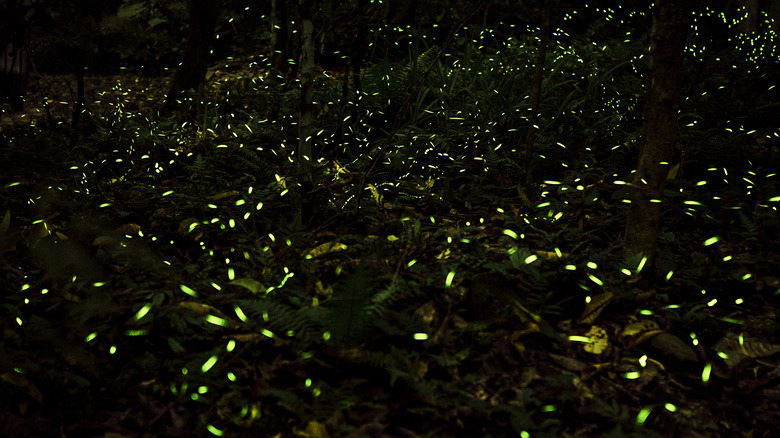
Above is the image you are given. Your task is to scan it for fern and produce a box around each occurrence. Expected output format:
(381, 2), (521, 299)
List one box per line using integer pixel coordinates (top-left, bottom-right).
(261, 388), (306, 418)
(236, 297), (320, 341)
(738, 212), (759, 242)
(234, 146), (275, 182)
(185, 154), (217, 186)
(323, 266), (377, 345)
(234, 266), (414, 345)
(342, 346), (418, 388)
(370, 277), (409, 310)
(620, 251), (648, 273)
(401, 44), (441, 91)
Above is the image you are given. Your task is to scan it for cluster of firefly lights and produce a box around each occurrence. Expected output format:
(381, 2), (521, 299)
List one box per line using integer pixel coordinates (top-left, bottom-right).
(7, 4), (778, 436)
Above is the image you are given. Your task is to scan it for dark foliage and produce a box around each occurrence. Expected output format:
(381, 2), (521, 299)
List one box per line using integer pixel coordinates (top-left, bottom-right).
(1, 2), (779, 437)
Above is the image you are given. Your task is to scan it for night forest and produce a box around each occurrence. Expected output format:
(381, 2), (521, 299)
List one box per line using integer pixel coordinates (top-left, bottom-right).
(1, 0), (779, 436)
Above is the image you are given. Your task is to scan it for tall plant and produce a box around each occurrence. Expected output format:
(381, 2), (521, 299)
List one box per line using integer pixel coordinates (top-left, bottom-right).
(624, 0), (694, 272)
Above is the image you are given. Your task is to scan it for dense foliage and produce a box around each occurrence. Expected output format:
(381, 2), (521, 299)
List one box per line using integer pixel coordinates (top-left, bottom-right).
(1, 1), (779, 436)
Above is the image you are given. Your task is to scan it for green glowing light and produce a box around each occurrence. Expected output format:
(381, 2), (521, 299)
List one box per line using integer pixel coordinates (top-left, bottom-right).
(703, 236), (720, 246)
(588, 274), (603, 286)
(206, 424), (224, 436)
(445, 271), (455, 288)
(234, 305), (247, 322)
(124, 329), (148, 336)
(636, 407), (652, 424)
(701, 363), (711, 383)
(133, 304), (152, 322)
(180, 285), (198, 297)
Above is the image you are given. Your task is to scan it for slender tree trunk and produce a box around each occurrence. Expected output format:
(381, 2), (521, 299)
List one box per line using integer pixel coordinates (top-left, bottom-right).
(624, 0), (693, 269)
(166, 0), (219, 109)
(270, 0), (289, 75)
(0, 43), (28, 112)
(0, 0), (36, 113)
(524, 0), (552, 186)
(72, 64), (85, 129)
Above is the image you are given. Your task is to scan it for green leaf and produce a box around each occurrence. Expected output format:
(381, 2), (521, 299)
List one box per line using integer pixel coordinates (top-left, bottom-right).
(230, 278), (265, 294)
(117, 2), (145, 18)
(168, 337), (185, 353)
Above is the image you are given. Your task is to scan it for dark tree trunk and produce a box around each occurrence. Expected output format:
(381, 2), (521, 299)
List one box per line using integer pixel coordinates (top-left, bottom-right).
(72, 64), (85, 129)
(270, 0), (289, 75)
(0, 44), (28, 112)
(524, 0), (553, 186)
(736, 0), (760, 33)
(769, 0), (780, 29)
(624, 0), (694, 270)
(0, 0), (36, 114)
(166, 0), (219, 109)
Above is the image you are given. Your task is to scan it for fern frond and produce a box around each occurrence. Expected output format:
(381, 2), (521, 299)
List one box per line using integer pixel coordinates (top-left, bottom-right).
(186, 154), (213, 185)
(323, 267), (376, 345)
(402, 45), (441, 90)
(235, 146), (275, 181)
(236, 298), (319, 341)
(738, 212), (759, 241)
(620, 251), (648, 273)
(346, 347), (418, 388)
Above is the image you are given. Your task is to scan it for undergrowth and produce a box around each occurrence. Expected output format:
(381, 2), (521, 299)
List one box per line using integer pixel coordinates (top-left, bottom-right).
(1, 5), (778, 437)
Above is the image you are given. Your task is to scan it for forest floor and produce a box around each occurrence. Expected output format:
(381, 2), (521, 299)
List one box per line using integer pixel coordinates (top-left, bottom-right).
(1, 60), (779, 438)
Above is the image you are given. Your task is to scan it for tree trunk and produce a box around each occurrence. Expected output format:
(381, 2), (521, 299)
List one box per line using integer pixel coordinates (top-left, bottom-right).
(769, 0), (780, 30)
(736, 0), (760, 33)
(72, 64), (85, 129)
(624, 0), (693, 270)
(0, 41), (28, 112)
(524, 0), (553, 186)
(0, 0), (36, 113)
(166, 0), (219, 109)
(270, 0), (289, 75)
